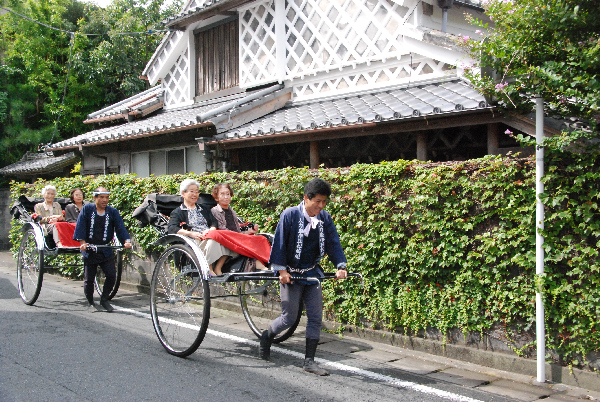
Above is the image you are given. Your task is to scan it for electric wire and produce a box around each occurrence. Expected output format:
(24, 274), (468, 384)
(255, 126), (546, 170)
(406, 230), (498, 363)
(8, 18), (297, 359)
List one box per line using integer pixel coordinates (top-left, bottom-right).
(0, 6), (173, 36)
(0, 5), (174, 149)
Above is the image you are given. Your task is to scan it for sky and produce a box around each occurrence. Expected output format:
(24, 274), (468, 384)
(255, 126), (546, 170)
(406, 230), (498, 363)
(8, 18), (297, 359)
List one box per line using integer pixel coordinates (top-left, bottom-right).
(82, 0), (112, 7)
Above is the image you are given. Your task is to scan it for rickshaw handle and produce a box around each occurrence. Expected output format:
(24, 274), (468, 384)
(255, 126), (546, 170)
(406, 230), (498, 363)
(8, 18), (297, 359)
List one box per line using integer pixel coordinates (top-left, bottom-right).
(59, 245), (127, 251)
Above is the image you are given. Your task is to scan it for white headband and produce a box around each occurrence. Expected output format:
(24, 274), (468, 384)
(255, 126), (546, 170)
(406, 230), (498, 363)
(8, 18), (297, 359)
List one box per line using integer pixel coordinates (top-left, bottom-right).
(93, 191), (110, 196)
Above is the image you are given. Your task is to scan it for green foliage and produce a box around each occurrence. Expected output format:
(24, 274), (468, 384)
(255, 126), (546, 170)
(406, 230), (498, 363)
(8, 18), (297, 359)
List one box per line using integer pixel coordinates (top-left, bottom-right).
(463, 0), (599, 145)
(70, 161), (81, 173)
(9, 154), (600, 368)
(0, 0), (181, 168)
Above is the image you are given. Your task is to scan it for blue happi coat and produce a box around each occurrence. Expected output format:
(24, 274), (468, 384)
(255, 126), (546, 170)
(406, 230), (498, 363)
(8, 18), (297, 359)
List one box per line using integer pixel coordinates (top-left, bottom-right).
(269, 202), (347, 282)
(74, 203), (130, 258)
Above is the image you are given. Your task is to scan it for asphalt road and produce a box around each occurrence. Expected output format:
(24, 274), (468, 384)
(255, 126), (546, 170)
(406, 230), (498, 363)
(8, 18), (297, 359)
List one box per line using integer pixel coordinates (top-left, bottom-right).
(0, 264), (514, 402)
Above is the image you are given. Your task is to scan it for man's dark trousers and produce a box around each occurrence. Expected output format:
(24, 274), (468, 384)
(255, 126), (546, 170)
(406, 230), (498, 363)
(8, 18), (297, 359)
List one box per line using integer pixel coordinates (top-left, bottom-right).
(83, 252), (116, 303)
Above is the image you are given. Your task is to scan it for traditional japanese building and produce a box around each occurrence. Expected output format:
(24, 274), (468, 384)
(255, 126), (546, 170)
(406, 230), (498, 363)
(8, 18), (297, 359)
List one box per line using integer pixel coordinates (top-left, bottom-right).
(35, 0), (560, 176)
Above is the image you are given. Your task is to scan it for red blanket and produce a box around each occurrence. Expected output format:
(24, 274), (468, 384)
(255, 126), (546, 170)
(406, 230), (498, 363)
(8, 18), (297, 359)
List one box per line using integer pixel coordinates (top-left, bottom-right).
(204, 230), (271, 264)
(54, 222), (80, 247)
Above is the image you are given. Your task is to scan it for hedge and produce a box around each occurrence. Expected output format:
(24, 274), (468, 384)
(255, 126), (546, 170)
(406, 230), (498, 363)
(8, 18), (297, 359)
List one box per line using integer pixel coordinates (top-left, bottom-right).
(9, 152), (600, 369)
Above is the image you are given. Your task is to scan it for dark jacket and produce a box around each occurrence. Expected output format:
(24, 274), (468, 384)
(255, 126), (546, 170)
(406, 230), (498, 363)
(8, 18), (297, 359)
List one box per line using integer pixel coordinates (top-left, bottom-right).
(269, 202), (347, 270)
(211, 204), (242, 232)
(73, 203), (130, 258)
(64, 201), (89, 223)
(167, 203), (218, 235)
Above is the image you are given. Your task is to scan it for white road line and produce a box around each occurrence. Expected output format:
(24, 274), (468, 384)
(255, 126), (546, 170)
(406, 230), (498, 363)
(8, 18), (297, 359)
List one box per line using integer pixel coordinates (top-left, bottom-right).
(116, 306), (482, 402)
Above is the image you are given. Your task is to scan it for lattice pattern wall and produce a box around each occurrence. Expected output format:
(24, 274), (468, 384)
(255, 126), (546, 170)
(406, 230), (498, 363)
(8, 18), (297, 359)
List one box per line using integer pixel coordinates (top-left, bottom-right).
(239, 0), (420, 87)
(240, 1), (278, 86)
(146, 31), (185, 84)
(164, 49), (190, 106)
(285, 0), (412, 76)
(293, 57), (452, 99)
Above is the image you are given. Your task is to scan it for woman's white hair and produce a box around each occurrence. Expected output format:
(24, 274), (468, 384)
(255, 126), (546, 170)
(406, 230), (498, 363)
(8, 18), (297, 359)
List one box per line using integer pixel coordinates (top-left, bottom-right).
(41, 185), (57, 197)
(180, 179), (200, 194)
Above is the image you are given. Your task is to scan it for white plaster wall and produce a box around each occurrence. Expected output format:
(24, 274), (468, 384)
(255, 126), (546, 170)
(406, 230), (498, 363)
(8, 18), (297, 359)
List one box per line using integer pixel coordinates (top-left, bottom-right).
(119, 153), (131, 174)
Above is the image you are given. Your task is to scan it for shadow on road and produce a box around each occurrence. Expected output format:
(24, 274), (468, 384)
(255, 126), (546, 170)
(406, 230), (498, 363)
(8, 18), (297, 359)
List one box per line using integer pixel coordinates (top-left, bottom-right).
(0, 277), (19, 299)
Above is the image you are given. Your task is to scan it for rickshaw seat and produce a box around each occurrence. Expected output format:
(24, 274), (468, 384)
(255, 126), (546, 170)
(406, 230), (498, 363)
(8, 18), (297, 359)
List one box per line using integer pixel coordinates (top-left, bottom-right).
(132, 193), (216, 228)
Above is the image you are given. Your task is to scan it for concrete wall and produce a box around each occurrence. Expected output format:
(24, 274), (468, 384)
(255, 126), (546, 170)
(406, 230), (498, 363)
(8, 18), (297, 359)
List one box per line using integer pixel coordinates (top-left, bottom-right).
(0, 189), (13, 250)
(82, 154), (106, 170)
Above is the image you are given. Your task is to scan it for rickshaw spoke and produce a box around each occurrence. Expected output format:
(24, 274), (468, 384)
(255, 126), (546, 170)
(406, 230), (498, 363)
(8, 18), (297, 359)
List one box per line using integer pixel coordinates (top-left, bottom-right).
(17, 229), (44, 305)
(94, 242), (123, 300)
(239, 279), (302, 344)
(150, 244), (210, 357)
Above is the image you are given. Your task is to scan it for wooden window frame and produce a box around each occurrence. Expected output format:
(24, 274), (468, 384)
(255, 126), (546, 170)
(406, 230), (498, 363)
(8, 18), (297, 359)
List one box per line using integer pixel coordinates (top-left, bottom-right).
(195, 16), (239, 96)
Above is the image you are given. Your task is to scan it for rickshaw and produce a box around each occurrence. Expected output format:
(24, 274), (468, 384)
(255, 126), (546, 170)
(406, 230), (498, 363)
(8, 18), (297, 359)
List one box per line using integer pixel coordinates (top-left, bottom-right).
(11, 195), (125, 305)
(133, 193), (361, 357)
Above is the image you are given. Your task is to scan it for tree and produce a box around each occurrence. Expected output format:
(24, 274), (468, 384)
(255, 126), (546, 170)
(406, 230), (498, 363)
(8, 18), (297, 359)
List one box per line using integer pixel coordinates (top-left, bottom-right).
(0, 0), (180, 168)
(75, 0), (181, 105)
(463, 0), (599, 146)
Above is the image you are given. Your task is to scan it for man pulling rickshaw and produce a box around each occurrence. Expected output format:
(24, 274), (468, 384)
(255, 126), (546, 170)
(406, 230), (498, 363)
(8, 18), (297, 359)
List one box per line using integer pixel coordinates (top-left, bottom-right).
(260, 178), (348, 376)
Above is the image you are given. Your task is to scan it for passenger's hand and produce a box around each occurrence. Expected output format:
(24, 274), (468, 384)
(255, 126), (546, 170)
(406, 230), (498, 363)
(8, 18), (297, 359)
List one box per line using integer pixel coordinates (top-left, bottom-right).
(200, 227), (216, 238)
(180, 229), (200, 240)
(335, 269), (347, 280)
(247, 224), (259, 235)
(279, 270), (292, 285)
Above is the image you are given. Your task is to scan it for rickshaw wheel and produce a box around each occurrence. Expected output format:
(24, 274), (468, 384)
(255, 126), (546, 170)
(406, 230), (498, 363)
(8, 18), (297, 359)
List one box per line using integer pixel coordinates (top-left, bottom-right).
(151, 244), (210, 357)
(94, 249), (123, 300)
(239, 280), (302, 343)
(17, 229), (44, 305)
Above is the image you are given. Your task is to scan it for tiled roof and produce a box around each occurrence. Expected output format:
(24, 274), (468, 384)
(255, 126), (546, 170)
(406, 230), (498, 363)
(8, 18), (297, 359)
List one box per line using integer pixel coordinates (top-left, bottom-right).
(163, 0), (233, 27)
(51, 99), (229, 150)
(84, 86), (164, 123)
(0, 152), (79, 177)
(455, 0), (485, 9)
(49, 80), (489, 150)
(49, 85), (287, 150)
(212, 80), (489, 141)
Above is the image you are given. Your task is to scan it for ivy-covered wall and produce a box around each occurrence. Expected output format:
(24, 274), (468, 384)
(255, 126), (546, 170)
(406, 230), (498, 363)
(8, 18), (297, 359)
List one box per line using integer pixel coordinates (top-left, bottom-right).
(9, 152), (600, 370)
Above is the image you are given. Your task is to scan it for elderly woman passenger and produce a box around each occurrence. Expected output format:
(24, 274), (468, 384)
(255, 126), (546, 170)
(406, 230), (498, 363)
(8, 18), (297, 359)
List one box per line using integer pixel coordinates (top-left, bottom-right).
(33, 185), (64, 247)
(211, 183), (258, 234)
(167, 179), (238, 276)
(211, 183), (267, 271)
(64, 188), (88, 223)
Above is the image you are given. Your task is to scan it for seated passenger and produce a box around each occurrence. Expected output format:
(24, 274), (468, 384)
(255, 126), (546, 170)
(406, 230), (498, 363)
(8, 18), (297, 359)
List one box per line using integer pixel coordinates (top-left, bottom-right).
(211, 183), (267, 270)
(64, 188), (88, 223)
(50, 188), (89, 248)
(33, 185), (64, 247)
(211, 183), (258, 234)
(167, 179), (238, 276)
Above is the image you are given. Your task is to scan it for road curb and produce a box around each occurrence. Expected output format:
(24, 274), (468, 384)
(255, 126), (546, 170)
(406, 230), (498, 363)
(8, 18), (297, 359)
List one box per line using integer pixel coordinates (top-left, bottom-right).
(118, 272), (600, 393)
(320, 321), (600, 392)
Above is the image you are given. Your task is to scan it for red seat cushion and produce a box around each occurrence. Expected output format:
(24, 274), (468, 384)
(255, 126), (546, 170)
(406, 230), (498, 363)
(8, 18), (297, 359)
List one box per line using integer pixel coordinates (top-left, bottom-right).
(54, 222), (80, 247)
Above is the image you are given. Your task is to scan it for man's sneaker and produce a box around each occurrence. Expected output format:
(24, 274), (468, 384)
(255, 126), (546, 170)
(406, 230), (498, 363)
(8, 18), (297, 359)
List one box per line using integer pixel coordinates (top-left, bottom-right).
(303, 358), (329, 376)
(100, 299), (114, 312)
(88, 302), (103, 313)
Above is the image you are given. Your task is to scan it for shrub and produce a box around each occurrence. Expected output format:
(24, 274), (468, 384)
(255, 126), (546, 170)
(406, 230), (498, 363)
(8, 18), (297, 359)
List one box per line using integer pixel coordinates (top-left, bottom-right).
(9, 152), (600, 368)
